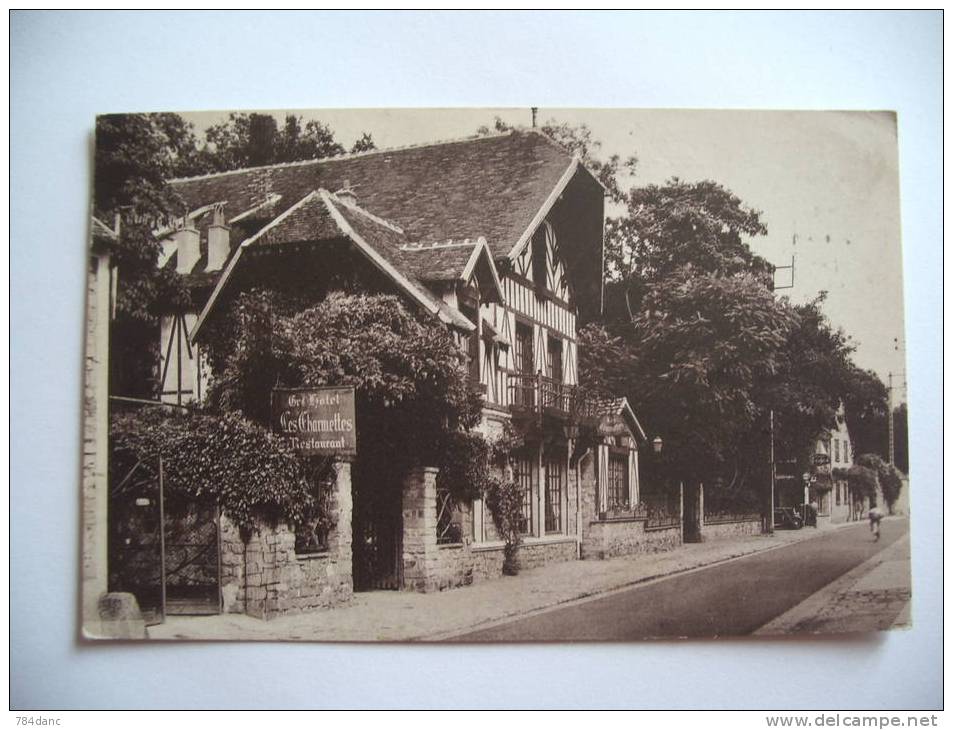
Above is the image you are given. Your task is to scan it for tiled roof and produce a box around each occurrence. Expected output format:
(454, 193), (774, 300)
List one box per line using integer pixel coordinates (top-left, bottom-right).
(190, 189), (480, 340)
(398, 240), (480, 282)
(593, 395), (647, 441)
(170, 130), (576, 262)
(255, 191), (341, 246)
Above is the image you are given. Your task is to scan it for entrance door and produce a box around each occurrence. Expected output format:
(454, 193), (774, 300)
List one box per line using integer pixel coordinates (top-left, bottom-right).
(352, 469), (402, 591)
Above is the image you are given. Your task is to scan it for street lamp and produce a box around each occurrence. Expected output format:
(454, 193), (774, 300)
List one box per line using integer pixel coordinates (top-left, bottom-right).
(652, 436), (663, 454)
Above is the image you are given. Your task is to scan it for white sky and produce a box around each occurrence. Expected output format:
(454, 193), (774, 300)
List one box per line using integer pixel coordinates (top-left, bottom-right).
(180, 108), (907, 391)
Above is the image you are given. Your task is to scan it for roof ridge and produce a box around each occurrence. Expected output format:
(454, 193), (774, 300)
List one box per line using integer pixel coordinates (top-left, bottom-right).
(327, 192), (405, 234)
(241, 190), (322, 247)
(169, 129), (523, 184)
(399, 238), (484, 251)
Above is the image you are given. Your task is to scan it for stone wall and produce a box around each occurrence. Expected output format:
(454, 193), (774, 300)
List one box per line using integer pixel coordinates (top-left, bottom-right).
(402, 465), (580, 591)
(581, 518), (682, 559)
(219, 461), (354, 620)
(424, 537), (579, 590)
(700, 518), (762, 541)
(576, 447), (682, 560)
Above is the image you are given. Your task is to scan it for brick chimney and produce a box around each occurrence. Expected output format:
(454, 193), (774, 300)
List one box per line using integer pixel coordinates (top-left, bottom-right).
(174, 215), (200, 274)
(206, 204), (230, 271)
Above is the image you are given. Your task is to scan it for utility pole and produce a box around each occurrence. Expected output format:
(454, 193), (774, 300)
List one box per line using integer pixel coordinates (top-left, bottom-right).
(531, 107), (538, 129)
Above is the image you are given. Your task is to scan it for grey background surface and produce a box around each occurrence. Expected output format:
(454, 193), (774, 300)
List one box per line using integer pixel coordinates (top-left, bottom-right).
(10, 10), (942, 710)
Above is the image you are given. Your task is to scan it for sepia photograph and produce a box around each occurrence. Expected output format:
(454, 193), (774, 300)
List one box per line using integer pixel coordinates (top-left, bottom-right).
(83, 107), (911, 643)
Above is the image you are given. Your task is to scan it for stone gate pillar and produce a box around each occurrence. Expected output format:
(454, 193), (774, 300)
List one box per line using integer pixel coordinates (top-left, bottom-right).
(401, 466), (439, 592)
(328, 460), (353, 592)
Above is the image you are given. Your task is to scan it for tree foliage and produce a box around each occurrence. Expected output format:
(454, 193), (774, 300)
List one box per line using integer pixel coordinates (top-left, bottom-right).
(484, 476), (524, 575)
(761, 294), (855, 461)
(203, 289), (483, 496)
(854, 452), (904, 511)
(847, 463), (879, 503)
(843, 366), (889, 459)
(892, 403), (909, 474)
(580, 172), (873, 500)
(95, 113), (199, 397)
(192, 112), (375, 173)
(110, 407), (318, 534)
(604, 179), (775, 315)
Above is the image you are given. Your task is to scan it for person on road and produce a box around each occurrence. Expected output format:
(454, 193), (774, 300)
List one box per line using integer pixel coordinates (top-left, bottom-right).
(868, 506), (884, 541)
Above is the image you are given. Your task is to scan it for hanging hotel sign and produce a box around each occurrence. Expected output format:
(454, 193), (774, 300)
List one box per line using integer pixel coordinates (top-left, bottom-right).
(812, 453), (831, 466)
(271, 386), (357, 457)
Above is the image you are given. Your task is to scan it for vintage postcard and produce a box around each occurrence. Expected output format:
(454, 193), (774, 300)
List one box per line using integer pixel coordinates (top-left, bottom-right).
(83, 108), (910, 641)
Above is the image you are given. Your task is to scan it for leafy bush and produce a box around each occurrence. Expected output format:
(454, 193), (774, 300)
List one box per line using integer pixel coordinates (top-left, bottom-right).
(437, 431), (492, 504)
(847, 464), (879, 503)
(110, 407), (327, 536)
(855, 452), (903, 511)
(206, 290), (479, 455)
(878, 463), (903, 512)
(484, 476), (524, 576)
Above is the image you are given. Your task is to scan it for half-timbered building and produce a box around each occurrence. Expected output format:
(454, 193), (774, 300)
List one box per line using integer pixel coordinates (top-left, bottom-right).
(151, 129), (670, 611)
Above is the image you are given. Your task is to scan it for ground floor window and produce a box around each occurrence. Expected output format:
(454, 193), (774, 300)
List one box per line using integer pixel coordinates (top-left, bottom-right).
(436, 485), (461, 544)
(545, 456), (564, 533)
(515, 456), (535, 536)
(607, 453), (629, 511)
(295, 469), (333, 555)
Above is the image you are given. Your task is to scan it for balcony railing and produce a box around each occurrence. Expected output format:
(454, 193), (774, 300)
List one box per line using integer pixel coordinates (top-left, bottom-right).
(506, 372), (606, 420)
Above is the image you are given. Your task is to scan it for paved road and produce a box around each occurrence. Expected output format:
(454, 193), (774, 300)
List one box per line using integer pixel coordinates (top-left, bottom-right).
(449, 518), (909, 641)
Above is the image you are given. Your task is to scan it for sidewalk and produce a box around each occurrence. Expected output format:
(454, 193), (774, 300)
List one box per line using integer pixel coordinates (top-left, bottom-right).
(754, 528), (911, 636)
(149, 519), (866, 642)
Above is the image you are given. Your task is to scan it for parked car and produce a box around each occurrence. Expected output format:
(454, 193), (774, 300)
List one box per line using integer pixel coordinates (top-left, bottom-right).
(774, 507), (804, 530)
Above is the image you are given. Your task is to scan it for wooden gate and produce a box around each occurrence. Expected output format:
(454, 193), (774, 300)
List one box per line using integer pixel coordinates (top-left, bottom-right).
(352, 475), (403, 591)
(108, 456), (222, 623)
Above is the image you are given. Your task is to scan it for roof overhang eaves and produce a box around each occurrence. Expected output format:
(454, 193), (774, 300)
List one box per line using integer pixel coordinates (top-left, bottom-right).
(461, 238), (504, 303)
(190, 191), (321, 343)
(621, 399), (648, 442)
(506, 156), (581, 261)
(319, 190), (452, 325)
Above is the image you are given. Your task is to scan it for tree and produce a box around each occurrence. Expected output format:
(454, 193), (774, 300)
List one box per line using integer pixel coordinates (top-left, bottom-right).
(892, 403), (909, 474)
(843, 366), (889, 459)
(195, 112), (375, 173)
(604, 179), (775, 320)
(855, 453), (903, 512)
(350, 132), (377, 154)
(94, 112), (199, 397)
(760, 294), (855, 466)
(847, 463), (879, 505)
